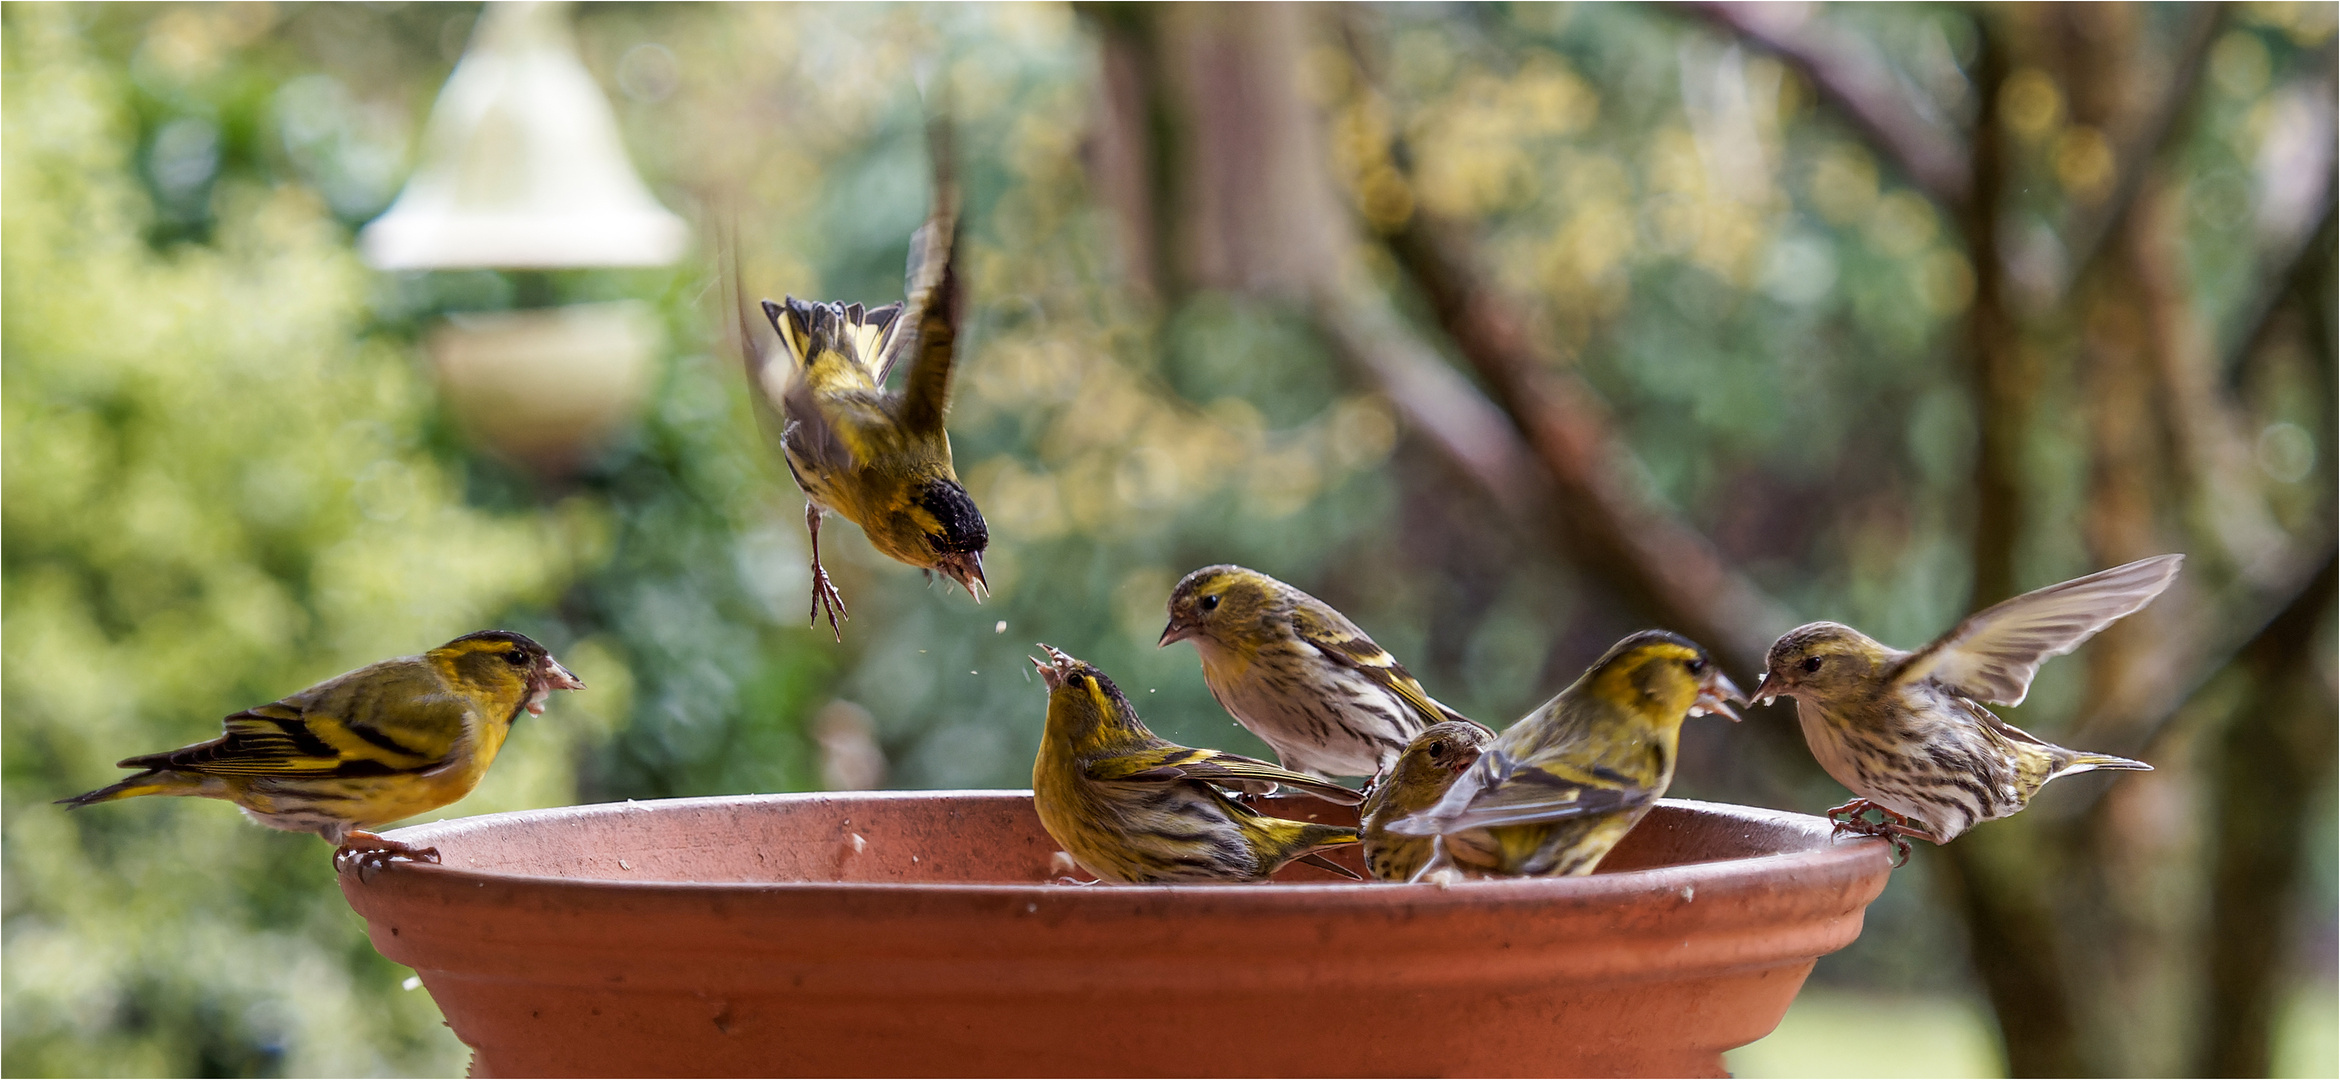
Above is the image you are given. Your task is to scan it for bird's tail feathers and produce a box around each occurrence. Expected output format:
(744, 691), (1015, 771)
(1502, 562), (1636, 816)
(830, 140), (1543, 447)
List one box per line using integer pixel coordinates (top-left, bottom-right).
(2052, 751), (2152, 779)
(768, 298), (902, 384)
(56, 770), (201, 808)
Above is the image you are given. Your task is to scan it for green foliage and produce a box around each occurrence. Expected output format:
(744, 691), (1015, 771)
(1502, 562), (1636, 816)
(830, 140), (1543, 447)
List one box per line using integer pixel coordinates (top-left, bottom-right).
(1, 7), (552, 1073)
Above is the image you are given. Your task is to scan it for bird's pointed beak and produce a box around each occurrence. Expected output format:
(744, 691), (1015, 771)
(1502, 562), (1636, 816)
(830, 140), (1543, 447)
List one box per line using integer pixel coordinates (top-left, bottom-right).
(1034, 643), (1074, 689)
(938, 552), (988, 602)
(1692, 668), (1746, 722)
(527, 657), (587, 715)
(1158, 617), (1193, 648)
(1750, 671), (1777, 708)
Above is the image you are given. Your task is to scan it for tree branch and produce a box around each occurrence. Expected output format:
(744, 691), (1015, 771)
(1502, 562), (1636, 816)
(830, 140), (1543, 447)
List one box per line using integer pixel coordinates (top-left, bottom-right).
(1370, 215), (1790, 674)
(2051, 3), (2224, 307)
(2221, 187), (2338, 379)
(1686, 1), (1971, 208)
(2196, 549), (2340, 1077)
(1310, 282), (1545, 519)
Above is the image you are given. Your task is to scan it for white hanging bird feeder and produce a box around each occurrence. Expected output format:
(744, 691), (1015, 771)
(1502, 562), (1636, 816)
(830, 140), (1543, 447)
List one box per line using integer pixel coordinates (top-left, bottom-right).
(359, 0), (687, 269)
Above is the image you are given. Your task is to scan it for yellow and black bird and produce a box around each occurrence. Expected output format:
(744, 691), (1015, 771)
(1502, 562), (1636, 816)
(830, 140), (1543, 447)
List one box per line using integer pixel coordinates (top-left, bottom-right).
(1029, 645), (1362, 884)
(1391, 630), (1743, 879)
(60, 630), (583, 866)
(1751, 555), (2175, 852)
(1160, 565), (1472, 779)
(738, 120), (987, 639)
(1360, 720), (1494, 882)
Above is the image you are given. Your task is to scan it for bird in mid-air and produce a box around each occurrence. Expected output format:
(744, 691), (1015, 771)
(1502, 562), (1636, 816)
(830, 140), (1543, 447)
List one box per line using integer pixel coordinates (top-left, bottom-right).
(1029, 644), (1363, 884)
(1160, 564), (1471, 779)
(1751, 555), (2176, 857)
(736, 119), (987, 639)
(1390, 630), (1743, 880)
(60, 630), (584, 868)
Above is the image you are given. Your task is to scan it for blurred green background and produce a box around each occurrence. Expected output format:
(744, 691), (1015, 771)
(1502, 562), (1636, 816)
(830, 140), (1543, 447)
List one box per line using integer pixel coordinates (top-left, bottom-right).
(3, 3), (2331, 1076)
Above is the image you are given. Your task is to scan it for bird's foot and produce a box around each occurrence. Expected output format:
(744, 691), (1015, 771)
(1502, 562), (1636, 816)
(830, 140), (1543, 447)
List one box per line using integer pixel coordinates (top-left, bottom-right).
(1825, 800), (1916, 867)
(335, 831), (441, 881)
(808, 561), (848, 642)
(804, 503), (847, 641)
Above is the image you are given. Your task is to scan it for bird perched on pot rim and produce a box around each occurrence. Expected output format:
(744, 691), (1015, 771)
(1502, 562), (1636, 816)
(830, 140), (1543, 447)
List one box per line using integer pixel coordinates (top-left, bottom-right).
(1390, 630), (1743, 880)
(1159, 565), (1472, 779)
(1029, 645), (1363, 884)
(1750, 554), (2174, 854)
(734, 116), (987, 639)
(59, 631), (584, 868)
(1360, 720), (1494, 882)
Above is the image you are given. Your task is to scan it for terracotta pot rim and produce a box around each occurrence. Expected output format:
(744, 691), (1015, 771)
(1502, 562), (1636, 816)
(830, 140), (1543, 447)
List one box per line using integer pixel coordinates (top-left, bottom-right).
(369, 790), (1891, 899)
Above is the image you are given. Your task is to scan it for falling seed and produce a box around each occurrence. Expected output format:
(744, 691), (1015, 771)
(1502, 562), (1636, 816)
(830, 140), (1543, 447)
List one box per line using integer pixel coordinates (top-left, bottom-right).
(911, 855), (920, 863)
(971, 670), (979, 675)
(850, 833), (867, 853)
(995, 620), (1007, 634)
(402, 976), (423, 991)
(618, 859), (632, 871)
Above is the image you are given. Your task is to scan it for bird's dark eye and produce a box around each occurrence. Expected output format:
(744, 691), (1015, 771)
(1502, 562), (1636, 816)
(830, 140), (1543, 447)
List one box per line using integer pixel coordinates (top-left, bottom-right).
(505, 649), (530, 667)
(1199, 594), (1220, 612)
(1685, 657), (1706, 674)
(1802, 656), (1824, 674)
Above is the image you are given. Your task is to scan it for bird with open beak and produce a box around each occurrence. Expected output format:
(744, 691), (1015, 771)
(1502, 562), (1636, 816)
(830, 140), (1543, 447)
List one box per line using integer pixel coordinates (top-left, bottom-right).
(1389, 630), (1744, 879)
(730, 115), (989, 639)
(1028, 644), (1364, 883)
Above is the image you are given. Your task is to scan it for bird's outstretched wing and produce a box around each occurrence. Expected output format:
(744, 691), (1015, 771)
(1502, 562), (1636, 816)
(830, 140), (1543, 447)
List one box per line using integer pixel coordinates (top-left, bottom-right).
(1895, 554), (2183, 706)
(1289, 600), (1479, 729)
(1385, 749), (1644, 835)
(1087, 744), (1363, 806)
(887, 113), (961, 436)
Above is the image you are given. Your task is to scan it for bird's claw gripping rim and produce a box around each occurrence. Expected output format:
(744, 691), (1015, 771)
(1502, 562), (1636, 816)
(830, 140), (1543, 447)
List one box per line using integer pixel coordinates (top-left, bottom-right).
(335, 833), (442, 882)
(1826, 799), (1919, 868)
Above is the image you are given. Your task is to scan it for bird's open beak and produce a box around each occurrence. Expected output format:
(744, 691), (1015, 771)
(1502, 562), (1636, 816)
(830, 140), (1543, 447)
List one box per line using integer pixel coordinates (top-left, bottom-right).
(527, 658), (587, 715)
(1158, 617), (1193, 648)
(1692, 668), (1746, 722)
(1033, 643), (1072, 689)
(937, 552), (988, 602)
(1750, 672), (1777, 708)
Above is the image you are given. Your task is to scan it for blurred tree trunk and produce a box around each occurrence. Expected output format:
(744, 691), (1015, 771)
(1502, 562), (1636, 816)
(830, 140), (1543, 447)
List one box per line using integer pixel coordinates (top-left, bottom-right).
(1927, 14), (2104, 1076)
(2198, 552), (2339, 1077)
(1079, 6), (2338, 1078)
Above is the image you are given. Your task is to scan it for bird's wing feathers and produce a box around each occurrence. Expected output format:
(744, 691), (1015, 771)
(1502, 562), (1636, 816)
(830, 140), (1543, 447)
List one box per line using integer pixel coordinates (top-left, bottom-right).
(888, 116), (960, 435)
(781, 385), (895, 478)
(1087, 744), (1364, 806)
(722, 223), (864, 477)
(120, 664), (474, 779)
(1392, 749), (1642, 834)
(1289, 601), (1471, 727)
(1895, 555), (2183, 706)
